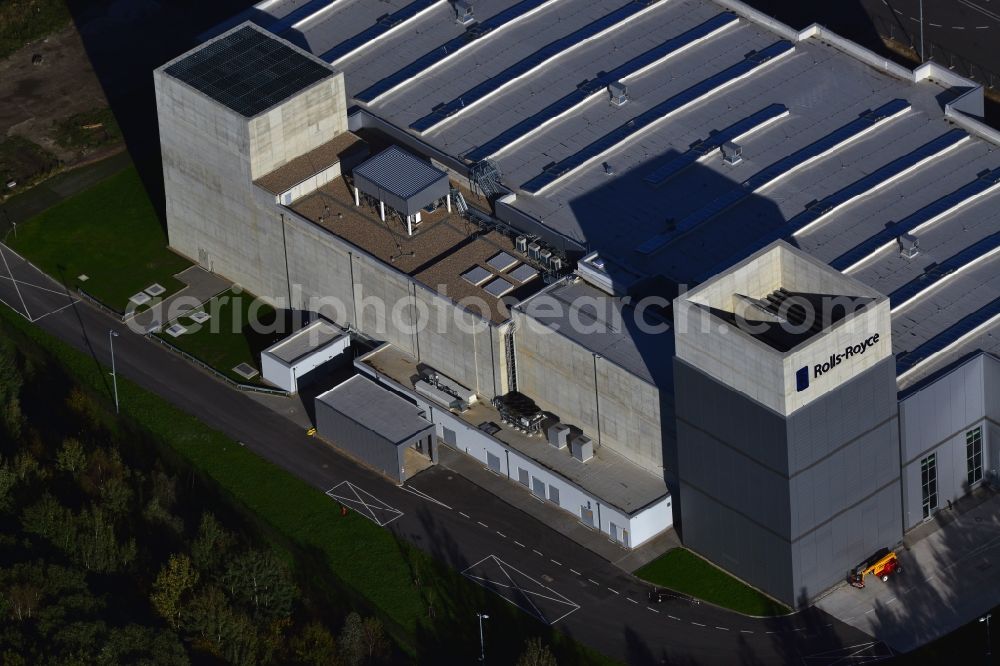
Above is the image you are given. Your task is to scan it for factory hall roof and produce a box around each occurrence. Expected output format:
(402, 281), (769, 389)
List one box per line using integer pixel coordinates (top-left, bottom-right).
(220, 0), (1000, 388)
(164, 24), (334, 117)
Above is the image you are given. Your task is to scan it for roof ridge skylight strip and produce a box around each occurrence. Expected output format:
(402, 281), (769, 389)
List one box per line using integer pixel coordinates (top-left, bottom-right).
(896, 295), (1000, 380)
(356, 0), (560, 104)
(409, 0), (671, 134)
(320, 0), (445, 65)
(520, 40), (795, 195)
(265, 0), (345, 35)
(462, 12), (739, 161)
(288, 0), (357, 32)
(643, 103), (789, 187)
(891, 230), (1000, 313)
(636, 98), (911, 256)
(789, 128), (970, 237)
(834, 167), (1000, 273)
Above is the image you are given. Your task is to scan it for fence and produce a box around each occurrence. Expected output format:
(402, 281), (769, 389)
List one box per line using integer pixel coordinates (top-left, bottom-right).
(77, 288), (127, 322)
(145, 332), (290, 397)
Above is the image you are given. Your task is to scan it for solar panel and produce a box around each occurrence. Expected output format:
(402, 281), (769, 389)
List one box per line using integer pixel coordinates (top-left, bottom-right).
(643, 104), (789, 187)
(487, 251), (519, 271)
(462, 266), (492, 285)
(356, 0), (553, 103)
(320, 0), (439, 64)
(789, 130), (969, 237)
(165, 26), (332, 117)
(520, 41), (795, 194)
(636, 98), (911, 256)
(483, 277), (515, 297)
(891, 230), (1000, 310)
(832, 167), (1000, 272)
(509, 264), (539, 283)
(897, 295), (1000, 377)
(409, 1), (658, 133)
(464, 13), (739, 162)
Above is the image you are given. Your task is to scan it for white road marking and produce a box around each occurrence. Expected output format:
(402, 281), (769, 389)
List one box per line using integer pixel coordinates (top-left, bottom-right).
(326, 480), (403, 527)
(715, 626), (729, 631)
(0, 244), (30, 320)
(461, 554), (581, 626)
(865, 608), (876, 614)
(668, 615), (681, 621)
(550, 559), (561, 566)
(627, 598), (639, 604)
(930, 22), (942, 26)
(646, 606), (660, 614)
(691, 622), (706, 627)
(569, 569), (581, 576)
(740, 630), (754, 634)
(977, 25), (991, 29)
(588, 578), (600, 586)
(477, 521), (489, 528)
(607, 588), (620, 595)
(514, 541), (525, 548)
(953, 25), (966, 29)
(459, 511), (470, 518)
(30, 299), (77, 322)
(532, 549), (544, 557)
(496, 531), (507, 538)
(399, 484), (453, 509)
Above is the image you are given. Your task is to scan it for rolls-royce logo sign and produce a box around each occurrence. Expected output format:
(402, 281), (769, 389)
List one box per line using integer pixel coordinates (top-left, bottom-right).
(796, 333), (880, 392)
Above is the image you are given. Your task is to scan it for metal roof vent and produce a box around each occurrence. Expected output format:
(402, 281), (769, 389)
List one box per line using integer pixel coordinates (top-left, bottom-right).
(898, 233), (919, 259)
(549, 255), (563, 271)
(603, 161), (615, 176)
(721, 141), (742, 165)
(608, 81), (628, 107)
(455, 1), (475, 25)
(515, 235), (528, 253)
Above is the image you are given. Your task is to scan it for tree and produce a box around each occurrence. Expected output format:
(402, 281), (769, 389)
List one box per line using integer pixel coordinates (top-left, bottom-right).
(516, 637), (557, 666)
(337, 612), (365, 666)
(56, 438), (87, 475)
(96, 624), (189, 666)
(151, 554), (200, 630)
(191, 513), (233, 573)
(289, 620), (338, 666)
(0, 339), (23, 440)
(182, 586), (259, 666)
(75, 506), (137, 573)
(221, 549), (297, 622)
(360, 616), (389, 664)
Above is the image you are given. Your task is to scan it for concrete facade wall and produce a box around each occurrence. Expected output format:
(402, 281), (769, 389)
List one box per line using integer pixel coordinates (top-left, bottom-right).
(154, 71), (289, 301)
(248, 74), (348, 179)
(675, 356), (902, 606)
(513, 308), (666, 472)
(899, 354), (998, 529)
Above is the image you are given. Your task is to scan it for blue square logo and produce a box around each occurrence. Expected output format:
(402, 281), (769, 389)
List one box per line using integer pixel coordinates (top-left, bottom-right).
(795, 366), (810, 392)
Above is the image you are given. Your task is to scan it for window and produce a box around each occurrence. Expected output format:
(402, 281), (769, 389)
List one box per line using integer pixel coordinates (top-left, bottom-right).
(967, 426), (984, 486)
(921, 453), (938, 520)
(548, 485), (560, 506)
(517, 468), (529, 487)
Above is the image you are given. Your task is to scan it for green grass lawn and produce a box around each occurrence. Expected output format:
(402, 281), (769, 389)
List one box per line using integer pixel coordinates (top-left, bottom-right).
(0, 0), (71, 60)
(0, 307), (620, 665)
(635, 548), (790, 617)
(157, 287), (283, 384)
(9, 165), (191, 311)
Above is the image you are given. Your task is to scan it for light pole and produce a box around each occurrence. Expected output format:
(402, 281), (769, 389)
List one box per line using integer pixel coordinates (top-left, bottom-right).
(980, 613), (992, 661)
(109, 329), (120, 414)
(477, 612), (489, 662)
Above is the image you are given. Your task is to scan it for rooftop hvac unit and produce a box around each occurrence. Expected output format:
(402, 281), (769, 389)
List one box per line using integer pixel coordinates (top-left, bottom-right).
(455, 0), (474, 25)
(538, 249), (552, 265)
(549, 256), (563, 271)
(721, 141), (743, 166)
(571, 435), (594, 462)
(608, 81), (628, 107)
(899, 233), (919, 259)
(547, 423), (570, 449)
(515, 235), (528, 253)
(527, 242), (541, 260)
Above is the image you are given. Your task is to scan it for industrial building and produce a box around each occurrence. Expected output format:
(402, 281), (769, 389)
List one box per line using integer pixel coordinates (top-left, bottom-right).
(156, 0), (999, 606)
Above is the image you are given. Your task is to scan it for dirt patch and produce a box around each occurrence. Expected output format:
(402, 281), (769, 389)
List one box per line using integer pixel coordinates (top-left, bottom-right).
(0, 20), (118, 195)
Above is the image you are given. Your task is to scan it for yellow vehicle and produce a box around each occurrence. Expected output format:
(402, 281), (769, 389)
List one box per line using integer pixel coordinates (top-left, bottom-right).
(848, 548), (902, 588)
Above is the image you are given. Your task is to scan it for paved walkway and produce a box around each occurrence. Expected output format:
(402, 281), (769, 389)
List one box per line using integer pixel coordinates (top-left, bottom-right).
(816, 488), (1000, 652)
(128, 266), (230, 332)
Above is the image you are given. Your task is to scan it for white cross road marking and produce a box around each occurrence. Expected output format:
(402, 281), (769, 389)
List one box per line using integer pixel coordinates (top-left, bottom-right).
(461, 555), (580, 625)
(398, 484), (453, 509)
(326, 480), (403, 527)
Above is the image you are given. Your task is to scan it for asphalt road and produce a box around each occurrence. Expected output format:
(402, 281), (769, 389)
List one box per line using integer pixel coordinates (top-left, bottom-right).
(1, 242), (893, 664)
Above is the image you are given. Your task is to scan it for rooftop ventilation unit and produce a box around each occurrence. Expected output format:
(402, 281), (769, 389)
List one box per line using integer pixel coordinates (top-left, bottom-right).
(538, 248), (552, 265)
(549, 256), (563, 271)
(721, 141), (742, 165)
(571, 435), (594, 462)
(547, 423), (570, 449)
(515, 235), (528, 253)
(608, 81), (628, 107)
(455, 1), (475, 25)
(898, 233), (920, 259)
(527, 242), (541, 260)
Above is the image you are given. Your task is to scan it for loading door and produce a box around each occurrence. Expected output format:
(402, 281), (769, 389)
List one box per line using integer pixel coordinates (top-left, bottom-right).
(486, 451), (502, 473)
(581, 506), (595, 527)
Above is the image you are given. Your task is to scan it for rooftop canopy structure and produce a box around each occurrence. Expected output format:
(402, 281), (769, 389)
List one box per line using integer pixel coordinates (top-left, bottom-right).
(351, 146), (451, 235)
